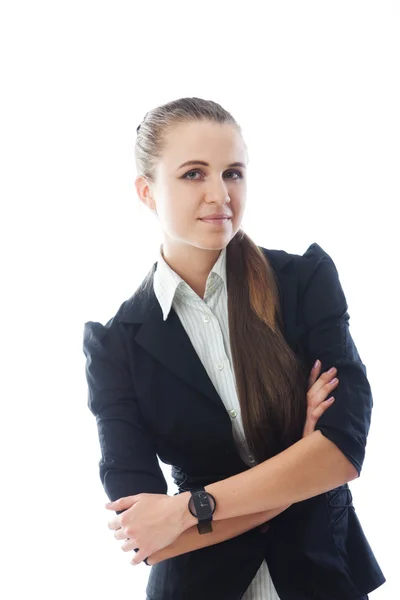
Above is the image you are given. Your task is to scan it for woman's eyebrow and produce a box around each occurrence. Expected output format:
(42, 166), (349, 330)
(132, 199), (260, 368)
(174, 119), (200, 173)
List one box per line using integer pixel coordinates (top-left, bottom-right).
(177, 160), (247, 170)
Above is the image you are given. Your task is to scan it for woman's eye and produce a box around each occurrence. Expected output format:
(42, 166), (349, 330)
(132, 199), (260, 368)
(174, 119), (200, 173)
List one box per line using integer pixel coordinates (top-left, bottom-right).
(183, 170), (200, 180)
(183, 169), (243, 180)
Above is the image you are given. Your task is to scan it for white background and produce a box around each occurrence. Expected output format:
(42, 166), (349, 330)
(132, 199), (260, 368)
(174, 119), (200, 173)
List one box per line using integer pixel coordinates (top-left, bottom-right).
(1, 1), (398, 598)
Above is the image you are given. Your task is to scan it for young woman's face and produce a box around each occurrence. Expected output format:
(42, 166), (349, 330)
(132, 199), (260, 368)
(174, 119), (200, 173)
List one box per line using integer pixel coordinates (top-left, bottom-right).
(141, 120), (248, 253)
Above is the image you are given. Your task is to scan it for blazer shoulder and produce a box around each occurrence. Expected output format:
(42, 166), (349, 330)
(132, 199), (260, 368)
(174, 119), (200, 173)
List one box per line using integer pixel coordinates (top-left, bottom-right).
(83, 293), (135, 354)
(294, 242), (340, 286)
(297, 242), (349, 325)
(260, 242), (344, 308)
(259, 242), (331, 274)
(83, 315), (122, 356)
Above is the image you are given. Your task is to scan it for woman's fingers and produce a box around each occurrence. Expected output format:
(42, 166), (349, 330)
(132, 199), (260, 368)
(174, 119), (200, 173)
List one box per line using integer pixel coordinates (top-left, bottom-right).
(307, 367), (339, 410)
(302, 396), (335, 437)
(311, 396), (335, 420)
(114, 526), (128, 540)
(302, 362), (339, 438)
(307, 359), (322, 390)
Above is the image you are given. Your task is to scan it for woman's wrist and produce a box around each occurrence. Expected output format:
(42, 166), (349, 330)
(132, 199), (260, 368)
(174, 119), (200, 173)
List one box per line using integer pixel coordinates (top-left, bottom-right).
(175, 491), (198, 532)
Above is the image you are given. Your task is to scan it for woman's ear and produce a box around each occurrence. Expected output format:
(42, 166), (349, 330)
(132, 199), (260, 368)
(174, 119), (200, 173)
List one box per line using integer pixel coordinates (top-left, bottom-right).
(135, 175), (158, 215)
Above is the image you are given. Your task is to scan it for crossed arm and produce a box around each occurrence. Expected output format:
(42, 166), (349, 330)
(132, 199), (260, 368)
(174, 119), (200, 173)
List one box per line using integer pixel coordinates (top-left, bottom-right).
(147, 503), (290, 565)
(147, 429), (358, 565)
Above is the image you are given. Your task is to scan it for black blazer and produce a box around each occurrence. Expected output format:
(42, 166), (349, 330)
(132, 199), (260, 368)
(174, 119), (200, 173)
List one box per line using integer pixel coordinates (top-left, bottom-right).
(83, 242), (386, 600)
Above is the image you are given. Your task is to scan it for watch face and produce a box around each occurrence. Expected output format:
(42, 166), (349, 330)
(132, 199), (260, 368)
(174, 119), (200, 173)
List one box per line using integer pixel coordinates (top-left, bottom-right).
(190, 491), (216, 519)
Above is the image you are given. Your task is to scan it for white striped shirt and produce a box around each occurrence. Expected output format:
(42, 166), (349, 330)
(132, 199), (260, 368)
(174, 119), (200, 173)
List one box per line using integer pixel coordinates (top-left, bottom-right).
(153, 243), (281, 600)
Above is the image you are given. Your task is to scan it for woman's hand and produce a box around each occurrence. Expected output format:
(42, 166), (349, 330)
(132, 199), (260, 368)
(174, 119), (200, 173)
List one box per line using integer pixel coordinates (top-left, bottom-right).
(302, 359), (339, 438)
(105, 493), (186, 566)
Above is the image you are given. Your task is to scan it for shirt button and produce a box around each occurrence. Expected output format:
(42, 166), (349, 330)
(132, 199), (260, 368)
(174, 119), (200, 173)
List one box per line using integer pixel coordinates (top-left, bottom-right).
(217, 363), (224, 370)
(203, 315), (210, 323)
(248, 455), (256, 463)
(229, 409), (237, 418)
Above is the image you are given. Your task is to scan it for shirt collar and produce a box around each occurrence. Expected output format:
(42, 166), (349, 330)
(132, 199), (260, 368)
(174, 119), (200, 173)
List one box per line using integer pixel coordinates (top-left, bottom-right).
(153, 243), (227, 321)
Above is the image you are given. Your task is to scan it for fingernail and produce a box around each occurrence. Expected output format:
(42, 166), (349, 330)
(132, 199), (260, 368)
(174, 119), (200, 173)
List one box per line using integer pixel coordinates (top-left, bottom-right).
(329, 377), (338, 384)
(313, 360), (320, 369)
(328, 367), (336, 373)
(327, 396), (335, 402)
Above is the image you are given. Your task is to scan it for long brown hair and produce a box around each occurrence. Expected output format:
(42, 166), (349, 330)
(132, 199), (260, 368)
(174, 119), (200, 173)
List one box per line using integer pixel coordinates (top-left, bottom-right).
(134, 97), (308, 463)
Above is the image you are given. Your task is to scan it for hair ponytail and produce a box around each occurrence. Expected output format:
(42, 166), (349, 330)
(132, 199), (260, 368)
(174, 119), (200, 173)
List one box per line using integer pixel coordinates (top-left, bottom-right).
(226, 230), (308, 462)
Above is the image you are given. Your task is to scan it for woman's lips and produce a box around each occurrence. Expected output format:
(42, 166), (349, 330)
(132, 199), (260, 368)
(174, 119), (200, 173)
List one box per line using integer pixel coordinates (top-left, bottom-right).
(199, 217), (231, 224)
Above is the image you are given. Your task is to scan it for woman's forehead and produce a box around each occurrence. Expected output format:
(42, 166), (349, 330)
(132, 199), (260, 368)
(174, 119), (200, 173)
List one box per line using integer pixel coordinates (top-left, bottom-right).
(161, 122), (246, 168)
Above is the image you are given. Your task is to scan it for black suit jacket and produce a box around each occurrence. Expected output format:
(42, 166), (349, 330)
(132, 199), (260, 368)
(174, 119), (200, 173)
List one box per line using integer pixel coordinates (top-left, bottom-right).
(83, 242), (386, 600)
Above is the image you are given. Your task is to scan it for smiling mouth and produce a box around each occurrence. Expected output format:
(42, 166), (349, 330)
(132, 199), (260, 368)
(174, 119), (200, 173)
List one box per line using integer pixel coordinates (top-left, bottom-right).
(199, 217), (231, 223)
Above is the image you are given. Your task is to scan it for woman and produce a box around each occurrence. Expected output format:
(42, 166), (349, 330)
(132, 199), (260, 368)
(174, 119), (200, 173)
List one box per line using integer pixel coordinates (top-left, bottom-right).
(83, 97), (385, 600)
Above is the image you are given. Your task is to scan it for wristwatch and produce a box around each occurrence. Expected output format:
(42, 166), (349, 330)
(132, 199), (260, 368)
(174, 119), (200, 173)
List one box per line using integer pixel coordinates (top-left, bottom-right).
(188, 486), (217, 534)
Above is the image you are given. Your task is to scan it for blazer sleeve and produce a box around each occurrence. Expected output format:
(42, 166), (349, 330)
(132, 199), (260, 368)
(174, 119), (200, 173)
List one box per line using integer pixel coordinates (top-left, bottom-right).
(298, 243), (373, 477)
(82, 318), (168, 515)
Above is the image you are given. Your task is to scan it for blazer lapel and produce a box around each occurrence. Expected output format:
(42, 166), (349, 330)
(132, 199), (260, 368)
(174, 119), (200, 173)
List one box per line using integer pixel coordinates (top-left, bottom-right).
(118, 263), (225, 411)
